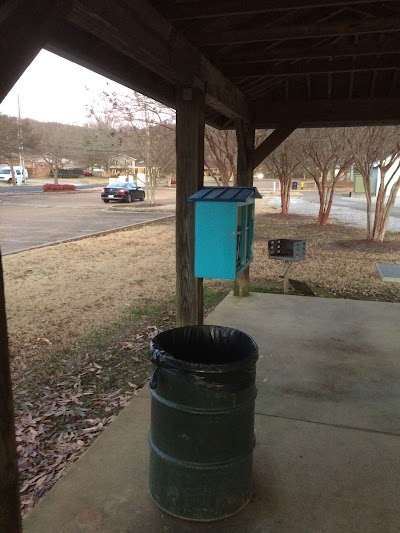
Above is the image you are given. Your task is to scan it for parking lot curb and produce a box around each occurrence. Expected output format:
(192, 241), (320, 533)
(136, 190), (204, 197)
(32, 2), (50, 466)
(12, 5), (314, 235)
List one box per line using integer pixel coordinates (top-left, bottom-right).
(3, 214), (175, 256)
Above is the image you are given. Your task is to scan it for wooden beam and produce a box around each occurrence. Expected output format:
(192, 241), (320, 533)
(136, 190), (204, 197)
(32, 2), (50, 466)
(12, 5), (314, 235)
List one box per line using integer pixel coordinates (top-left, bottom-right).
(389, 70), (400, 97)
(219, 38), (400, 64)
(66, 0), (251, 121)
(225, 56), (400, 78)
(0, 0), (69, 103)
(166, 0), (382, 20)
(236, 120), (255, 181)
(0, 251), (22, 533)
(193, 16), (400, 46)
(176, 87), (205, 326)
(234, 119), (255, 297)
(253, 123), (299, 169)
(47, 24), (176, 110)
(252, 98), (400, 128)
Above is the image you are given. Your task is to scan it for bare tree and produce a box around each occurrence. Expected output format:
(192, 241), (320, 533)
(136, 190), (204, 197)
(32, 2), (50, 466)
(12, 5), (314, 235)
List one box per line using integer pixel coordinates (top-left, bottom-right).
(260, 129), (303, 214)
(37, 122), (79, 184)
(124, 121), (175, 204)
(302, 128), (354, 224)
(82, 119), (123, 174)
(347, 126), (400, 241)
(93, 91), (176, 204)
(205, 127), (237, 186)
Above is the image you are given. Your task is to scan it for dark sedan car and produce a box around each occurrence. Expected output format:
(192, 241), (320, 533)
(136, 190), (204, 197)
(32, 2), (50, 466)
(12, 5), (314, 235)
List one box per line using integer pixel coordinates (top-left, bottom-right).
(101, 182), (145, 203)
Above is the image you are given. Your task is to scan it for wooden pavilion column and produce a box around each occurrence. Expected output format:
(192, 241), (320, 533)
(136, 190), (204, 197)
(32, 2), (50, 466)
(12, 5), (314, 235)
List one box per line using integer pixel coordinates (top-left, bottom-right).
(0, 4), (67, 530)
(234, 119), (255, 297)
(0, 252), (22, 533)
(175, 86), (205, 326)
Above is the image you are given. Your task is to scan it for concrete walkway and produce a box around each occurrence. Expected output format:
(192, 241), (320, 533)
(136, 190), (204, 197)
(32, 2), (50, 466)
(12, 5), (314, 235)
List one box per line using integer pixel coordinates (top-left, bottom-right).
(24, 293), (400, 532)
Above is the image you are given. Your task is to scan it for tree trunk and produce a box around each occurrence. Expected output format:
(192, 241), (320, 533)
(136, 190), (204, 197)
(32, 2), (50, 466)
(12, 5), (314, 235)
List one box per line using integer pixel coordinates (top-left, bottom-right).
(315, 172), (336, 225)
(148, 167), (157, 204)
(316, 185), (326, 224)
(365, 195), (373, 239)
(7, 160), (15, 186)
(280, 176), (290, 214)
(53, 166), (59, 185)
(372, 169), (386, 238)
(319, 185), (336, 225)
(361, 174), (373, 239)
(372, 179), (400, 242)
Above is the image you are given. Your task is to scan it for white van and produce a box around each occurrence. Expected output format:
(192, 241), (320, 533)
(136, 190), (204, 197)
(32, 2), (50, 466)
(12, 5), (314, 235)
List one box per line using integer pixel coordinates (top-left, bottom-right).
(0, 166), (28, 184)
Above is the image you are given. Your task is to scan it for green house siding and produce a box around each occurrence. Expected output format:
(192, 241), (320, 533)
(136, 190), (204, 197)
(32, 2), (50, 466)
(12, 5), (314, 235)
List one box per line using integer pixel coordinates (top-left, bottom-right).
(353, 170), (365, 193)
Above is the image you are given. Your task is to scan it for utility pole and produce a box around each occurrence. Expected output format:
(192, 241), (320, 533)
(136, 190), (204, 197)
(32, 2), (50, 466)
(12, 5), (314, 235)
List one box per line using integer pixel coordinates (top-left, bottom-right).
(143, 101), (152, 203)
(17, 94), (25, 172)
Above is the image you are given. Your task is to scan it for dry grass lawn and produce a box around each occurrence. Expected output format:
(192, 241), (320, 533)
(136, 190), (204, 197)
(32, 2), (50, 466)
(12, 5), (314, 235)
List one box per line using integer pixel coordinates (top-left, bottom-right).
(5, 219), (176, 357)
(3, 201), (400, 516)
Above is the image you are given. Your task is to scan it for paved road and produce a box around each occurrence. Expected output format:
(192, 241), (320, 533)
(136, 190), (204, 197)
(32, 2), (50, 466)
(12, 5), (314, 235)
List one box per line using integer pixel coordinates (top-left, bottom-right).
(301, 191), (400, 218)
(0, 189), (175, 254)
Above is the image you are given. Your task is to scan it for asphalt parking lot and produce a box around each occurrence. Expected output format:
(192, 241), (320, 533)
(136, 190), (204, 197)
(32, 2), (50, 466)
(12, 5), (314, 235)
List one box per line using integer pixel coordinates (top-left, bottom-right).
(0, 188), (176, 255)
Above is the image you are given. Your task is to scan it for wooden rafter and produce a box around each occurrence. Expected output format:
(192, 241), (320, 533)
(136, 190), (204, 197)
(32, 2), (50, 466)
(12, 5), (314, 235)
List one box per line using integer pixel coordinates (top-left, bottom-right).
(225, 56), (399, 77)
(166, 0), (385, 20)
(218, 38), (400, 64)
(192, 17), (400, 46)
(253, 97), (400, 127)
(63, 0), (251, 121)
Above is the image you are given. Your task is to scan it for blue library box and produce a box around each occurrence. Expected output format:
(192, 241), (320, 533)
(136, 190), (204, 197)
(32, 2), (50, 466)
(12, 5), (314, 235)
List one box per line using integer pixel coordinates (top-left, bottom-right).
(188, 187), (257, 280)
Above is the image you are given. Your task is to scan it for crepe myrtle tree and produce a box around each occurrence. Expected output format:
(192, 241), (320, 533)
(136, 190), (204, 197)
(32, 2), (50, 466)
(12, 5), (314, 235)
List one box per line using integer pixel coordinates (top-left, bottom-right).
(261, 129), (303, 214)
(204, 127), (237, 186)
(302, 128), (354, 225)
(347, 126), (400, 242)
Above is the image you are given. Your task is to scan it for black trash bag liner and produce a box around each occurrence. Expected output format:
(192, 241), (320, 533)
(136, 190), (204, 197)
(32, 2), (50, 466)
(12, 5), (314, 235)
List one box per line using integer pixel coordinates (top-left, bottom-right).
(150, 325), (258, 392)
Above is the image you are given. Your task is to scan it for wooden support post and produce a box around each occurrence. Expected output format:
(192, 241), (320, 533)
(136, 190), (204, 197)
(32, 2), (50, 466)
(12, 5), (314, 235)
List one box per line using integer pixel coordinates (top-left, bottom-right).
(0, 251), (22, 533)
(176, 86), (205, 326)
(234, 119), (255, 297)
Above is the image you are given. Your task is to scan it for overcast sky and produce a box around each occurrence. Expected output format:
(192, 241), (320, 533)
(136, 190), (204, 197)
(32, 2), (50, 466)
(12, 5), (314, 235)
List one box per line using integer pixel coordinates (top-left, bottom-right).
(0, 49), (132, 125)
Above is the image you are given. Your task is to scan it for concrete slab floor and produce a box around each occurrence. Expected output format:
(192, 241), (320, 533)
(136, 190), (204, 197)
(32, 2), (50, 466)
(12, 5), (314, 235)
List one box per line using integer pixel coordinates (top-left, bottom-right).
(23, 293), (400, 533)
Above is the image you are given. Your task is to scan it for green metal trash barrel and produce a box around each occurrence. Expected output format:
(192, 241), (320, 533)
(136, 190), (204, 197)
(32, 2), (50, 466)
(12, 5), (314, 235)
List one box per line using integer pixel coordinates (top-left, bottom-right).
(149, 325), (258, 521)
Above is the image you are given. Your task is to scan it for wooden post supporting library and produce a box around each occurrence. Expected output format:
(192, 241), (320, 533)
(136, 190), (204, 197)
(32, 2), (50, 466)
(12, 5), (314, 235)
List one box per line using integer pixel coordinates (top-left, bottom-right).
(175, 86), (205, 326)
(234, 119), (255, 297)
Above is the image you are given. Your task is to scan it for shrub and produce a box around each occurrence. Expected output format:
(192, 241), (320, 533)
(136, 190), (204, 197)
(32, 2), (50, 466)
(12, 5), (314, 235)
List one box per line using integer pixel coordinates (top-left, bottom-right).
(42, 184), (76, 192)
